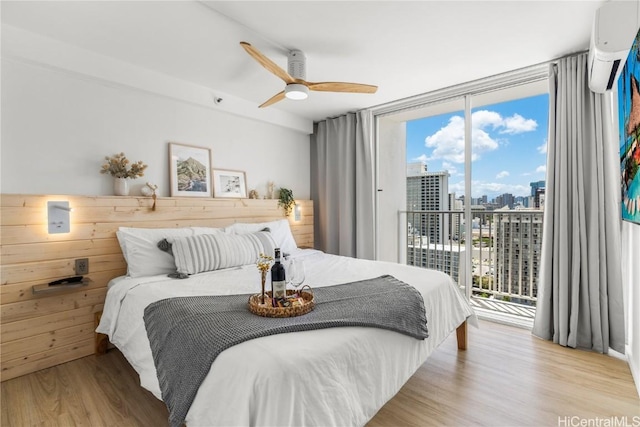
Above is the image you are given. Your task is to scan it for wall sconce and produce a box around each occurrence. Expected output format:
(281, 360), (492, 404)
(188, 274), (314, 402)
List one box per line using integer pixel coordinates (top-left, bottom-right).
(294, 203), (301, 222)
(48, 201), (72, 234)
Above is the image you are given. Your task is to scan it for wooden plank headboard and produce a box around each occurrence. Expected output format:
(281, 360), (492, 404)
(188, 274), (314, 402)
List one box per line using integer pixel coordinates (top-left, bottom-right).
(0, 194), (313, 381)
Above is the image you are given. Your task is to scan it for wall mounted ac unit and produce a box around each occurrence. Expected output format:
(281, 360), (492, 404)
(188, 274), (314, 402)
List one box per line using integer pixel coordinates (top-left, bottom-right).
(588, 1), (639, 93)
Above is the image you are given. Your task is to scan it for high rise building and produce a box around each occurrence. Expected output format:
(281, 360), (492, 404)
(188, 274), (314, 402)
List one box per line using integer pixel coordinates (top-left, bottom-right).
(407, 161), (427, 176)
(495, 193), (515, 209)
(534, 187), (546, 208)
(449, 193), (463, 241)
(406, 164), (450, 244)
(492, 209), (544, 304)
(530, 180), (545, 196)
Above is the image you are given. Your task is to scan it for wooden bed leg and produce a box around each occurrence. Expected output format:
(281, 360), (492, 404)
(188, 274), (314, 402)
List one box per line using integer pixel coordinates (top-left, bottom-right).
(456, 320), (468, 351)
(95, 312), (109, 355)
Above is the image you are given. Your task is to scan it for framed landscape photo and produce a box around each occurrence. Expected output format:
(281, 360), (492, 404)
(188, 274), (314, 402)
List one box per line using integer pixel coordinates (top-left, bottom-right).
(213, 169), (247, 198)
(169, 143), (212, 197)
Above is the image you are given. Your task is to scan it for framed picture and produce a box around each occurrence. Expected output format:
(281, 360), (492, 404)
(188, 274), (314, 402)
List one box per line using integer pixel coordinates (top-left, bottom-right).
(169, 143), (212, 197)
(618, 27), (640, 225)
(213, 169), (247, 198)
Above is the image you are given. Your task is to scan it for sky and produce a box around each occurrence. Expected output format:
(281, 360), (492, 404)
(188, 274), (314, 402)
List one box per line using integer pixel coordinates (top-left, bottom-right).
(406, 94), (549, 200)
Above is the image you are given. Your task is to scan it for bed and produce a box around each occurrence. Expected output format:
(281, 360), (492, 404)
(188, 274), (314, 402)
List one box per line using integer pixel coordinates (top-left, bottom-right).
(96, 220), (476, 427)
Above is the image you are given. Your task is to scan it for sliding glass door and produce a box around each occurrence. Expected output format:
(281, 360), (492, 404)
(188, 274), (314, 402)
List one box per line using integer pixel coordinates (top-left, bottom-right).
(374, 70), (549, 310)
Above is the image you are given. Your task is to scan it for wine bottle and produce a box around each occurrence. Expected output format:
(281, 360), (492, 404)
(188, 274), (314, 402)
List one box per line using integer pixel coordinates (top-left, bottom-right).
(271, 248), (286, 306)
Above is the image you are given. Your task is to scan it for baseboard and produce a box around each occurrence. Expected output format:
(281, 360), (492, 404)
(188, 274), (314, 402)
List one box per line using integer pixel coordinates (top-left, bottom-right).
(627, 344), (640, 398)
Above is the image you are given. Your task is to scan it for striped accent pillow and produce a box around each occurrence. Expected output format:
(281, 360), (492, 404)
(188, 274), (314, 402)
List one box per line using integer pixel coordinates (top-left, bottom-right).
(170, 231), (277, 275)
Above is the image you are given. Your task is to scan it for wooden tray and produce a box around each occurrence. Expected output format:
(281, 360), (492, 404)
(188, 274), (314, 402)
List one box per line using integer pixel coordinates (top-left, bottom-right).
(248, 287), (314, 318)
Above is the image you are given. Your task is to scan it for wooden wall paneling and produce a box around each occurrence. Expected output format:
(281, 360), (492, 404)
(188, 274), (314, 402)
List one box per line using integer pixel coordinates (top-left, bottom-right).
(0, 194), (313, 381)
(1, 288), (108, 324)
(1, 339), (95, 382)
(1, 306), (102, 344)
(1, 322), (95, 361)
(0, 239), (122, 264)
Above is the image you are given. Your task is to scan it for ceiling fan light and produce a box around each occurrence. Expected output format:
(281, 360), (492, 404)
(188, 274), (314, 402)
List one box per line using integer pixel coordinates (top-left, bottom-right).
(285, 84), (309, 100)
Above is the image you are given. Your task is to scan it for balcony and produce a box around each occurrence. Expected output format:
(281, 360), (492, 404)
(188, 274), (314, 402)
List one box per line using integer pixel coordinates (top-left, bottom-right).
(404, 209), (542, 327)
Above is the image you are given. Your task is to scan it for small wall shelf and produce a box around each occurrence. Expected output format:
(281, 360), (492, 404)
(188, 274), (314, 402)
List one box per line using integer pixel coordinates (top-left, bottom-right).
(32, 278), (92, 295)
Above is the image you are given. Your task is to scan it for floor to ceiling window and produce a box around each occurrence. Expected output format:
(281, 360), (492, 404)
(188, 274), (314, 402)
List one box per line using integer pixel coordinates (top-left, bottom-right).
(469, 95), (548, 312)
(374, 66), (549, 326)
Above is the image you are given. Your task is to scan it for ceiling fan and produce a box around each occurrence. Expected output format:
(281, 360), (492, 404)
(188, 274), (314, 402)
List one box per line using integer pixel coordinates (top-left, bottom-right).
(240, 41), (378, 108)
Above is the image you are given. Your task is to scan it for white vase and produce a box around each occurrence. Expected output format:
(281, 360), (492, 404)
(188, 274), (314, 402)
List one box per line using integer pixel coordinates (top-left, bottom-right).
(114, 177), (129, 196)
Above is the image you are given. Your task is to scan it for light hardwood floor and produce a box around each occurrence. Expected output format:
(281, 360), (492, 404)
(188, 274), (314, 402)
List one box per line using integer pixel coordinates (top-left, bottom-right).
(2, 320), (639, 426)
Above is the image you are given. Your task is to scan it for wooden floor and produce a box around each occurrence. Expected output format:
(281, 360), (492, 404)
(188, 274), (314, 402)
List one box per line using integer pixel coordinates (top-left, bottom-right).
(2, 320), (639, 426)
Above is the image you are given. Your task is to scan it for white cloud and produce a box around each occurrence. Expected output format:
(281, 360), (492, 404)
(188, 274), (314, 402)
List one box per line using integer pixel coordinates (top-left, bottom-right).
(449, 180), (465, 195)
(442, 161), (458, 175)
(500, 113), (538, 134)
(424, 116), (467, 163)
(422, 110), (537, 164)
(496, 171), (510, 179)
(536, 165), (546, 174)
(412, 154), (428, 163)
(537, 139), (547, 154)
(473, 110), (503, 129)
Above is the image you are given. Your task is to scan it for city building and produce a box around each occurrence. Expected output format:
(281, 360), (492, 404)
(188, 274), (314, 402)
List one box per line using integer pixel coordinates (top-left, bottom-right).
(495, 193), (516, 209)
(407, 161), (427, 176)
(534, 187), (546, 208)
(530, 180), (545, 196)
(492, 208), (544, 304)
(406, 163), (450, 244)
(407, 240), (464, 282)
(450, 194), (463, 241)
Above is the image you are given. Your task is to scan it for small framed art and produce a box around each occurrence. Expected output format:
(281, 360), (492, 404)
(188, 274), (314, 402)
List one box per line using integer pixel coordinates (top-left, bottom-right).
(213, 169), (247, 198)
(169, 143), (212, 197)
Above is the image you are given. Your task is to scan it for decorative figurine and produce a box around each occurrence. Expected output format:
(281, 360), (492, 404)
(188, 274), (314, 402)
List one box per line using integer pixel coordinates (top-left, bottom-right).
(249, 189), (259, 199)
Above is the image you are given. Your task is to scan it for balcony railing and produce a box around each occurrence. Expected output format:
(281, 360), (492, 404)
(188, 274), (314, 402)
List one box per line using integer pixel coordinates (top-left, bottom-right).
(404, 209), (543, 317)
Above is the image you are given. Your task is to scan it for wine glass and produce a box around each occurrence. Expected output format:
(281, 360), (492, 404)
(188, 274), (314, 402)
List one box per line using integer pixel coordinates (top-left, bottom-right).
(287, 258), (306, 292)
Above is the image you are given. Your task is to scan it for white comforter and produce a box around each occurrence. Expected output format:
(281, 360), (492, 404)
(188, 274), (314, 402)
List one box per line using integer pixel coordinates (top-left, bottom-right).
(97, 249), (476, 426)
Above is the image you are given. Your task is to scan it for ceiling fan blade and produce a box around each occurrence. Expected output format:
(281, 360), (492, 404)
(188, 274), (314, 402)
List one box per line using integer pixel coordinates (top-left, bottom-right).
(240, 42), (296, 84)
(307, 81), (378, 94)
(259, 91), (286, 108)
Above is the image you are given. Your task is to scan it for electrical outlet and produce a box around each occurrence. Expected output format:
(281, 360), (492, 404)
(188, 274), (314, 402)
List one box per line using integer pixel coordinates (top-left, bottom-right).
(75, 258), (89, 275)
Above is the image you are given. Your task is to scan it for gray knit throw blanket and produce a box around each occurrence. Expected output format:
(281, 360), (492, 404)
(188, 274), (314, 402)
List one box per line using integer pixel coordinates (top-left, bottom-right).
(143, 274), (429, 427)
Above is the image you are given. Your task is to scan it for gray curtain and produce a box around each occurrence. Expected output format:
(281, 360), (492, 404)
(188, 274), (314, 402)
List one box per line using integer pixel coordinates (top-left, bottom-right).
(310, 110), (375, 259)
(532, 54), (625, 354)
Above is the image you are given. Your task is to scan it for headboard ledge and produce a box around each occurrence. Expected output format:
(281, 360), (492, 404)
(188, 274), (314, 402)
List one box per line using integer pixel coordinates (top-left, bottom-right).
(0, 193), (313, 381)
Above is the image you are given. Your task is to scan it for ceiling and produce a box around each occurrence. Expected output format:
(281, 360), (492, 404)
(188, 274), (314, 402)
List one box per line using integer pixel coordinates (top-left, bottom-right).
(1, 1), (606, 123)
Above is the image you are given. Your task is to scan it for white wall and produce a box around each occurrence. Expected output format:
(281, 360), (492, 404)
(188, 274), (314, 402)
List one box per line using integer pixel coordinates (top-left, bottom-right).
(610, 88), (640, 397)
(1, 29), (311, 199)
(622, 221), (640, 397)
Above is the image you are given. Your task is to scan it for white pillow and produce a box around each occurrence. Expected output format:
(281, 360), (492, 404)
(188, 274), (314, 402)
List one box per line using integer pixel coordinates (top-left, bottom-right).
(169, 230), (277, 275)
(226, 219), (298, 254)
(116, 226), (224, 277)
(191, 227), (227, 235)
